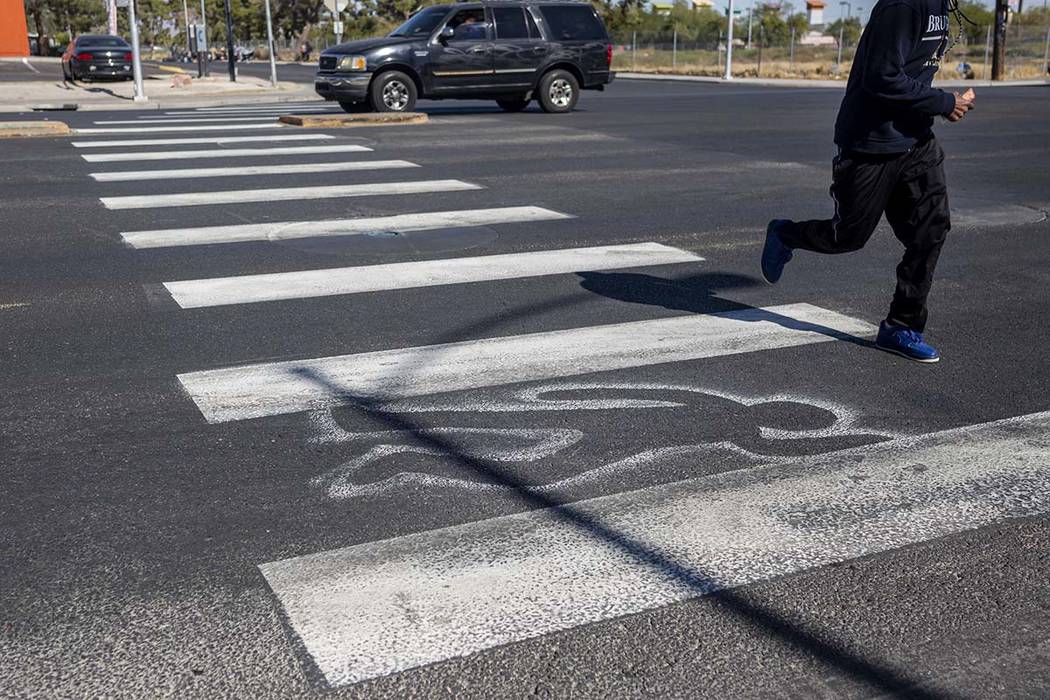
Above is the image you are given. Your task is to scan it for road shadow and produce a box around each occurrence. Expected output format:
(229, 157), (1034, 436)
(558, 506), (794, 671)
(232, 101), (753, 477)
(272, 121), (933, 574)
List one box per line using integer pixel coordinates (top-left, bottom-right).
(577, 270), (874, 348)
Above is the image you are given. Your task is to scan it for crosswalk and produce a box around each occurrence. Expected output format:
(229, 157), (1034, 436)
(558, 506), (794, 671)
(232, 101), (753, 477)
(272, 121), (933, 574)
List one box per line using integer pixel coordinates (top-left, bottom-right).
(68, 101), (1044, 690)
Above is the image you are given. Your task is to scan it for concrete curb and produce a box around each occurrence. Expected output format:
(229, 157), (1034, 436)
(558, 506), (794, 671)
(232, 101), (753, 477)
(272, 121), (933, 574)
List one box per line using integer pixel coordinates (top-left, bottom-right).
(616, 71), (1050, 89)
(278, 112), (428, 127)
(0, 121), (70, 137)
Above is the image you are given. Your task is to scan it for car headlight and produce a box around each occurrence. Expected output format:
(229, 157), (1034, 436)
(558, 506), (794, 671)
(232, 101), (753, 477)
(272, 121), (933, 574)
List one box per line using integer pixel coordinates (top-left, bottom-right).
(337, 55), (367, 71)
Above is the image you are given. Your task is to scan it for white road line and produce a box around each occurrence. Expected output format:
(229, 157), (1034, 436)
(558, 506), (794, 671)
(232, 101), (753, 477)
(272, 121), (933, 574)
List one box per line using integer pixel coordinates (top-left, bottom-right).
(100, 179), (481, 210)
(121, 205), (573, 249)
(177, 303), (874, 423)
(72, 134), (334, 148)
(165, 243), (701, 309)
(161, 109), (337, 116)
(74, 123), (287, 134)
(94, 116), (279, 124)
(90, 160), (418, 182)
(259, 409), (1050, 688)
(190, 104), (329, 112)
(82, 144), (371, 163)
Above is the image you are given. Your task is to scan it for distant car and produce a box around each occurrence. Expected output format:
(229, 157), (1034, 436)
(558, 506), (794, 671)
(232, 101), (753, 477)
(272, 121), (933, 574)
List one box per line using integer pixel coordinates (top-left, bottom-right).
(315, 0), (615, 113)
(62, 35), (134, 82)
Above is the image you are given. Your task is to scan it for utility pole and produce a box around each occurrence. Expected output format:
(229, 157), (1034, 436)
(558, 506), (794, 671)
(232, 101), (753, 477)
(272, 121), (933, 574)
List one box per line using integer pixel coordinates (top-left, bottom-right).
(223, 0), (236, 81)
(724, 0), (736, 79)
(263, 0), (278, 87)
(991, 0), (1008, 80)
(790, 25), (795, 65)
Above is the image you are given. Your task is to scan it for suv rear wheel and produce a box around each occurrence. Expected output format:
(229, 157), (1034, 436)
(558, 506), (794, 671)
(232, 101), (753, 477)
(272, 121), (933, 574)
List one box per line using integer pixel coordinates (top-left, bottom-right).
(369, 71), (417, 113)
(496, 97), (530, 112)
(537, 69), (578, 114)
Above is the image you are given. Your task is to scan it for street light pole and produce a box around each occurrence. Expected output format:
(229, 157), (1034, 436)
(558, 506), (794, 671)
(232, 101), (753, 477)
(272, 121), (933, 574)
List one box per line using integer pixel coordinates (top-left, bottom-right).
(837, 1), (851, 68)
(746, 4), (753, 49)
(263, 0), (278, 87)
(724, 0), (735, 79)
(199, 0), (209, 76)
(334, 0), (342, 45)
(126, 0), (147, 101)
(182, 0), (191, 55)
(223, 0), (236, 81)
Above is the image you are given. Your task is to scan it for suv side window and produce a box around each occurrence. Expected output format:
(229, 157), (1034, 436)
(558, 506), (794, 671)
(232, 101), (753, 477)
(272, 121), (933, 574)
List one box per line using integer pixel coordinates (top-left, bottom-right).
(538, 5), (606, 40)
(445, 8), (489, 42)
(492, 7), (530, 40)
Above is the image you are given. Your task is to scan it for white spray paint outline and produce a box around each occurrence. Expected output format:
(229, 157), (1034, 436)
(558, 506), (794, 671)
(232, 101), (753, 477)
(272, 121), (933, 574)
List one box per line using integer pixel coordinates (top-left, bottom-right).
(308, 382), (901, 499)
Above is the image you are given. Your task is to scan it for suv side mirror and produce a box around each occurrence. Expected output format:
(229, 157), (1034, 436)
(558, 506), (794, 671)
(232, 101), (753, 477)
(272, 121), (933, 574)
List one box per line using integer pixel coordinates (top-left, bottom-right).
(438, 26), (455, 44)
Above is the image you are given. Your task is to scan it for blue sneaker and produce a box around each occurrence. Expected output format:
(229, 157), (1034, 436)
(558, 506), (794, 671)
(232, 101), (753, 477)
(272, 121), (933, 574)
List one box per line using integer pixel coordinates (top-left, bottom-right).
(761, 219), (794, 284)
(875, 321), (940, 363)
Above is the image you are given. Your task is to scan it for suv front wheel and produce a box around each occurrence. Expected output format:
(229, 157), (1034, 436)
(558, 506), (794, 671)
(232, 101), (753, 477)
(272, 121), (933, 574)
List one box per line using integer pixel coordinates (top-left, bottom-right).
(537, 69), (579, 114)
(369, 71), (417, 113)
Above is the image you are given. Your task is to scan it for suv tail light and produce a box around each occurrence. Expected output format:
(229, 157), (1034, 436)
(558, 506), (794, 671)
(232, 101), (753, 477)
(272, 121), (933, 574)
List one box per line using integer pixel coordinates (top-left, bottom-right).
(124, 52), (133, 61)
(76, 52), (93, 61)
(605, 44), (613, 67)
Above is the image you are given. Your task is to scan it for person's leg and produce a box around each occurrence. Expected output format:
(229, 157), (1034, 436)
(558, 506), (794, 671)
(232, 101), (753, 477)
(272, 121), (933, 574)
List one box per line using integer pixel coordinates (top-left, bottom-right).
(778, 150), (902, 254)
(883, 138), (951, 333)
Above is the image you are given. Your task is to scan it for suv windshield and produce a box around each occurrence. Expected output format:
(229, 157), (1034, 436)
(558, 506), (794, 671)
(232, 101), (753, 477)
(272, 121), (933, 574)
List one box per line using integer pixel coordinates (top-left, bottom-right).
(389, 7), (448, 37)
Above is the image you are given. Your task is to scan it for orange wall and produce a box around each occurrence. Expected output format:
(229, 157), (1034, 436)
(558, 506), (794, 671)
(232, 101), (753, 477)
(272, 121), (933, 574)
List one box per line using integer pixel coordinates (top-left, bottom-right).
(0, 0), (31, 57)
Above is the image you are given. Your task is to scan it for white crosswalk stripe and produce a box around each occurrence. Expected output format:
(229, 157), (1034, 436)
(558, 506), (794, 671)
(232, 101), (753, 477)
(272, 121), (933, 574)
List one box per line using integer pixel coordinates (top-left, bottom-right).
(72, 134), (335, 148)
(94, 116), (281, 124)
(82, 144), (371, 162)
(164, 243), (702, 308)
(74, 123), (289, 134)
(260, 409), (1050, 687)
(100, 179), (481, 210)
(90, 160), (418, 181)
(121, 206), (573, 249)
(177, 303), (874, 423)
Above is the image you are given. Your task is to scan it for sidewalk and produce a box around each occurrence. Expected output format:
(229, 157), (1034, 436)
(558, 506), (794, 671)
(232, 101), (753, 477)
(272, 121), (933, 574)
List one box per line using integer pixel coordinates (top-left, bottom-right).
(617, 71), (1050, 89)
(0, 68), (317, 112)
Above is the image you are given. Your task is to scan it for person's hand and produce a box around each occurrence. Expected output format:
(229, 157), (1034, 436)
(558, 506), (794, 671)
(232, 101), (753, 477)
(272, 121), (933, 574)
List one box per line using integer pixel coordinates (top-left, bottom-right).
(946, 91), (975, 122)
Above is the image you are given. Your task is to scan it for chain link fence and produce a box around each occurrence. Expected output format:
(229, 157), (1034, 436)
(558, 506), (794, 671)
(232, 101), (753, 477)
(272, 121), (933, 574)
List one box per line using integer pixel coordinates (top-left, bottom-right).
(611, 24), (1050, 81)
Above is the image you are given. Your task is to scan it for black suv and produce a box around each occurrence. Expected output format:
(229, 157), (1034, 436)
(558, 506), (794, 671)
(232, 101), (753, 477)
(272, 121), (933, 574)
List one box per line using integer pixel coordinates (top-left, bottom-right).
(315, 0), (614, 113)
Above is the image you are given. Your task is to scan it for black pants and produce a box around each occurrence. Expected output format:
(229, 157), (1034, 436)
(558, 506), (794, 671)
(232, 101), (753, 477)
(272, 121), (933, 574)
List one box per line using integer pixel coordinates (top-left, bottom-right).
(778, 136), (951, 332)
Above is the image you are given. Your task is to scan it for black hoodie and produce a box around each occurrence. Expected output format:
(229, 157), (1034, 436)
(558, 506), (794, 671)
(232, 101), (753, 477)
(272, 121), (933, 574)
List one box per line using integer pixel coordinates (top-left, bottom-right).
(834, 0), (957, 154)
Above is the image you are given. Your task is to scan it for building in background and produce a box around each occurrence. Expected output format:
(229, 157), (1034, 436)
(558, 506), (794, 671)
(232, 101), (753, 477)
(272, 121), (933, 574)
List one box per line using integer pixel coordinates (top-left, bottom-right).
(0, 0), (31, 56)
(805, 0), (826, 26)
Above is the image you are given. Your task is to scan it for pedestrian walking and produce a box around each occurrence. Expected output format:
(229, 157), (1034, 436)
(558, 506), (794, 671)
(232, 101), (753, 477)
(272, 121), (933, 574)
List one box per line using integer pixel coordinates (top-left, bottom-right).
(762, 0), (975, 363)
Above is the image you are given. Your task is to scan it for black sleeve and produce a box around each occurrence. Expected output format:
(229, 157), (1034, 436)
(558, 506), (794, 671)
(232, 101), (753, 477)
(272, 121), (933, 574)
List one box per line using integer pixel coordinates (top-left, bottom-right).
(860, 2), (956, 116)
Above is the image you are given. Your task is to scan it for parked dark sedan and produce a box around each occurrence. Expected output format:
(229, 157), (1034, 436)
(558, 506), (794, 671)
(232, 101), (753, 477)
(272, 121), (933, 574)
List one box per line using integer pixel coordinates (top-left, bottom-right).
(62, 35), (134, 82)
(315, 0), (614, 113)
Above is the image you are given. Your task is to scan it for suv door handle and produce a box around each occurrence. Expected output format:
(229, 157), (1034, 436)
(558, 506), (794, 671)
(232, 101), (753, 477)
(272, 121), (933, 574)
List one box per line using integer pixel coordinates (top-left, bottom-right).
(469, 46), (489, 54)
(533, 46), (548, 54)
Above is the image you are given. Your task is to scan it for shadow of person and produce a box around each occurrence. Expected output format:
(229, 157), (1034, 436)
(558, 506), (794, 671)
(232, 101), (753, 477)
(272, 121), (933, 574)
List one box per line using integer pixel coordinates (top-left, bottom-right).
(577, 270), (759, 316)
(577, 270), (873, 348)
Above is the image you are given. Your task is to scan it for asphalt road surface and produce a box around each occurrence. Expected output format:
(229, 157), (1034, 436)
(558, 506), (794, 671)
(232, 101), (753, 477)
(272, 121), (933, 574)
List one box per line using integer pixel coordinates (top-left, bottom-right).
(3, 79), (1049, 699)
